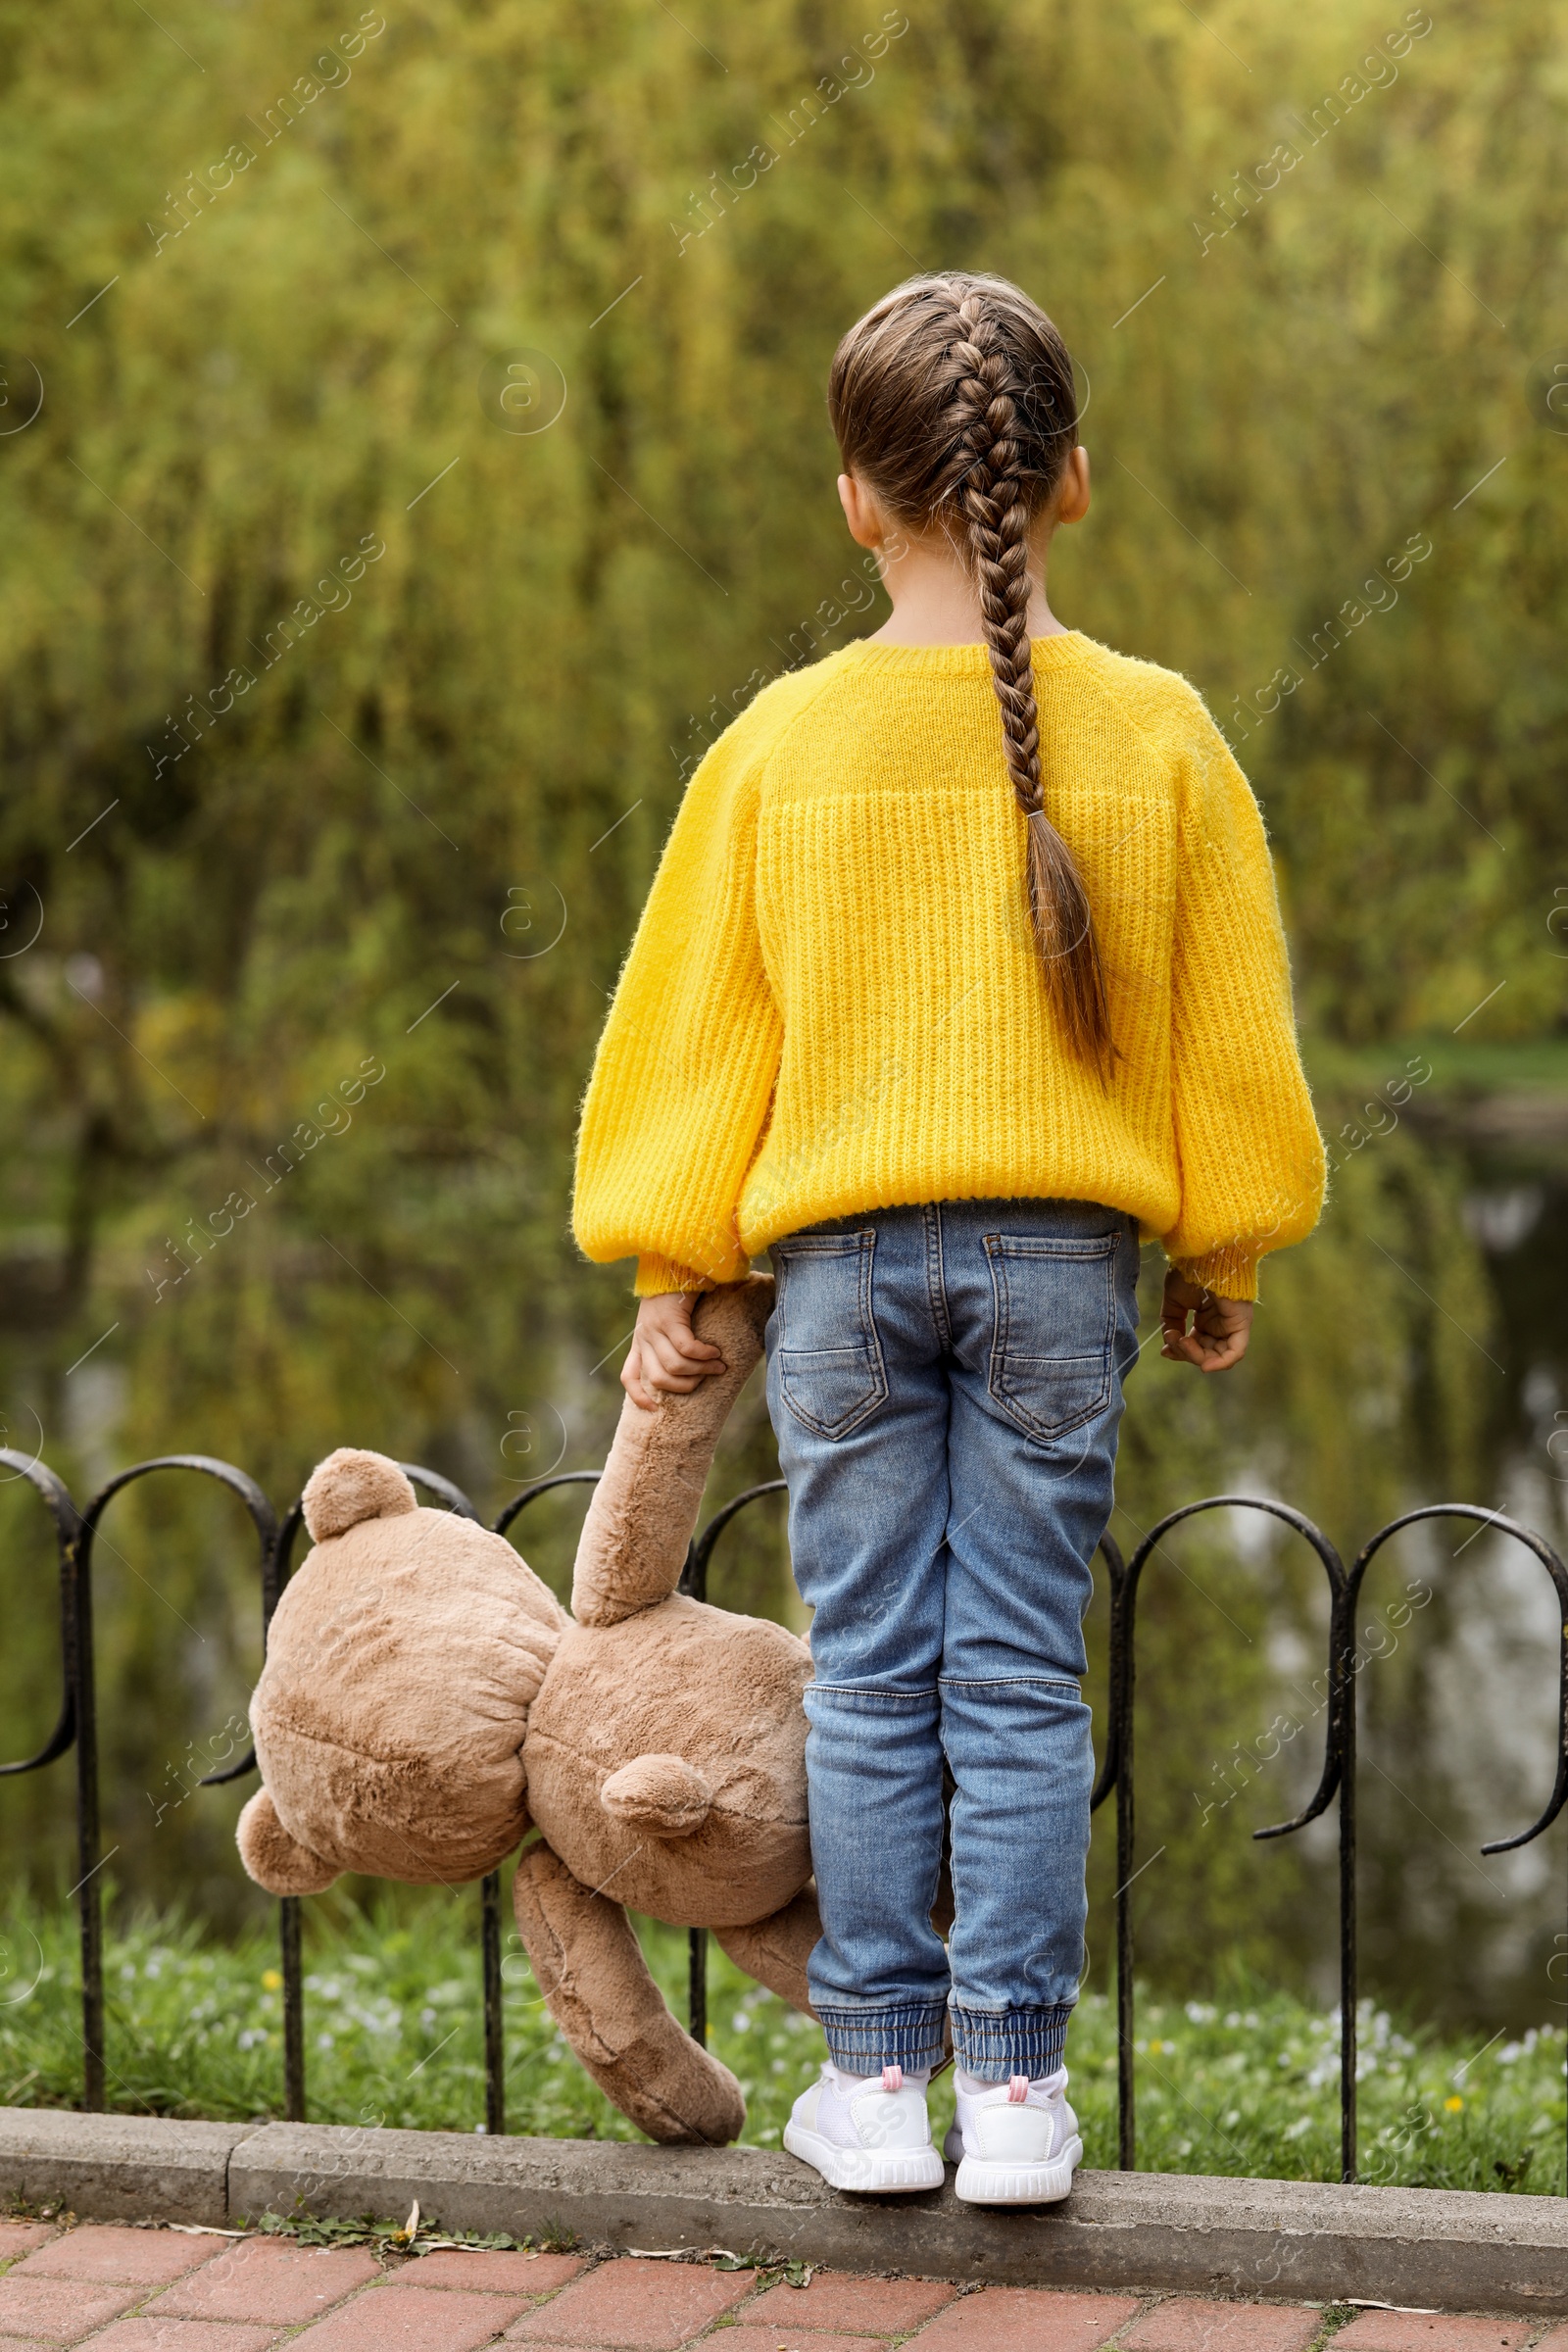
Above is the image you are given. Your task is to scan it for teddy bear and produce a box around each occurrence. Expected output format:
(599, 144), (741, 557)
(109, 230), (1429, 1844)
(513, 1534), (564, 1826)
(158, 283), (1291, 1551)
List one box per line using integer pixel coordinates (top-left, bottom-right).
(235, 1274), (821, 2145)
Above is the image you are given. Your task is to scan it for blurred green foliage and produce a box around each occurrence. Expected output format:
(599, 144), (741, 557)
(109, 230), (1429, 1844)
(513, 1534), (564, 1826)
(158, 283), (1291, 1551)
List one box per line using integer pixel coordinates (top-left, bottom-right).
(0, 0), (1565, 2061)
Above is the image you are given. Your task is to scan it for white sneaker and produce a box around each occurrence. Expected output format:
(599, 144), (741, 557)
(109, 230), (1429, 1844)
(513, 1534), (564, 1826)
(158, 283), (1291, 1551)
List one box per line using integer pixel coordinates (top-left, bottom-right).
(784, 2062), (946, 2193)
(943, 2066), (1082, 2204)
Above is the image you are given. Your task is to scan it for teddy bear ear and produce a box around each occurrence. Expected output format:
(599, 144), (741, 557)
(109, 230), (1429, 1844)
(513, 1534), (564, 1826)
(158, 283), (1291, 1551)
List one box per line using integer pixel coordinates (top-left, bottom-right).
(236, 1788), (339, 1894)
(301, 1447), (417, 1543)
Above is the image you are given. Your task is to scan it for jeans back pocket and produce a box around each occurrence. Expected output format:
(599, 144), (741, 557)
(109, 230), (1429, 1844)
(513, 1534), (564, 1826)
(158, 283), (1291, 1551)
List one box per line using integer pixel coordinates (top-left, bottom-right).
(773, 1230), (888, 1442)
(984, 1231), (1118, 1444)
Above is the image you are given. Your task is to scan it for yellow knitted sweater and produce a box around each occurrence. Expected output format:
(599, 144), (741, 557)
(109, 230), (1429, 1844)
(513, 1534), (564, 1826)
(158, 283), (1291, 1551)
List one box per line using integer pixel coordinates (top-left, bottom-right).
(573, 631), (1324, 1302)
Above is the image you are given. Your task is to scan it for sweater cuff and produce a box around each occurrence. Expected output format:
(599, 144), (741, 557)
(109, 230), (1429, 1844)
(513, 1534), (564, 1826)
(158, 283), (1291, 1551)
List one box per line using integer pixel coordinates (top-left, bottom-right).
(1173, 1244), (1260, 1303)
(634, 1252), (717, 1298)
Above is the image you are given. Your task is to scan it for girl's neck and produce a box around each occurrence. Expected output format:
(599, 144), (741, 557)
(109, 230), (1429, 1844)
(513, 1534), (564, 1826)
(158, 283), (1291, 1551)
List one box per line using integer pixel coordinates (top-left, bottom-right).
(866, 526), (1068, 648)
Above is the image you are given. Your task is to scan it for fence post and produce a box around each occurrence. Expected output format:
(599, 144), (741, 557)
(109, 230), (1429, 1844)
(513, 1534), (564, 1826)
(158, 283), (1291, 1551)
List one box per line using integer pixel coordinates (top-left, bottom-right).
(279, 1896), (305, 2121)
(1335, 1588), (1358, 2181)
(1102, 1498), (1347, 2178)
(482, 1870), (506, 2133)
(66, 1515), (105, 2111)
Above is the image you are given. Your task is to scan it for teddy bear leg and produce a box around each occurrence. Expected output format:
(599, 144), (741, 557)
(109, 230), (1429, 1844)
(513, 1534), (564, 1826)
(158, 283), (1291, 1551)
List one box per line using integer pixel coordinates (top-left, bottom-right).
(513, 1842), (746, 2145)
(712, 1886), (821, 2018)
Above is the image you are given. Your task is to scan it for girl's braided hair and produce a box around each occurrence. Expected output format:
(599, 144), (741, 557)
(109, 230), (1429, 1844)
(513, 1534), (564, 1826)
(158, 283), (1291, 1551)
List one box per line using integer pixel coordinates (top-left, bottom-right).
(828, 271), (1112, 1072)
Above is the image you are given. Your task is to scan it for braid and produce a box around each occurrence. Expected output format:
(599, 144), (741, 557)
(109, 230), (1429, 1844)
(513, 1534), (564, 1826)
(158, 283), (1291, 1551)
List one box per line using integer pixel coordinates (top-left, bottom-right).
(946, 291), (1112, 1071)
(948, 295), (1041, 812)
(828, 270), (1114, 1075)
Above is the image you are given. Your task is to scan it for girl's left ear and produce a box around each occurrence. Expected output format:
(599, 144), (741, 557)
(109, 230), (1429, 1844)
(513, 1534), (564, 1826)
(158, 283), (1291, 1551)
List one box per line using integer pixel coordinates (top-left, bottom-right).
(838, 470), (883, 551)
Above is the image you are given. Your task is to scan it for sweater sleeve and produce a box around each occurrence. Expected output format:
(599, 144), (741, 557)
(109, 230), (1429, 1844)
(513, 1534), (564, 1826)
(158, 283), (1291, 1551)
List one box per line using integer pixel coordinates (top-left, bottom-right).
(1161, 699), (1325, 1301)
(571, 710), (783, 1296)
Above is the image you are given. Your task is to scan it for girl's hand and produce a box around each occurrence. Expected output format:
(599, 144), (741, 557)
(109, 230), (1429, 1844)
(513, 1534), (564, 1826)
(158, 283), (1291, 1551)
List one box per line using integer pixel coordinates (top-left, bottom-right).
(622, 1292), (727, 1410)
(1159, 1270), (1253, 1373)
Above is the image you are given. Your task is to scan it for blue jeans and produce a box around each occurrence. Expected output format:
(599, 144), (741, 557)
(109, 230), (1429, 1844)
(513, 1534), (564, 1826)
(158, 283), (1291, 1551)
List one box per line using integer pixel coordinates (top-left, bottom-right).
(764, 1198), (1141, 2082)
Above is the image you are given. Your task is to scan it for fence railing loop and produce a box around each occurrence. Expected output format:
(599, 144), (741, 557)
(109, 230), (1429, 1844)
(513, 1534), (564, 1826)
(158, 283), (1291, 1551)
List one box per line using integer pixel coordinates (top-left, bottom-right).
(494, 1468), (602, 1541)
(4, 1446), (1564, 2196)
(399, 1464), (481, 1522)
(0, 1450), (78, 1779)
(1093, 1495), (1347, 2174)
(17, 1456), (279, 2113)
(1346, 1504), (1568, 1856)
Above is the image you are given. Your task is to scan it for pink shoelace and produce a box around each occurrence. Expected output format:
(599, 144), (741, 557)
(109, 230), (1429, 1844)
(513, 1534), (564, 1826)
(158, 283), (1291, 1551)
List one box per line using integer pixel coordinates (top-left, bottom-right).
(873, 2065), (1035, 2098)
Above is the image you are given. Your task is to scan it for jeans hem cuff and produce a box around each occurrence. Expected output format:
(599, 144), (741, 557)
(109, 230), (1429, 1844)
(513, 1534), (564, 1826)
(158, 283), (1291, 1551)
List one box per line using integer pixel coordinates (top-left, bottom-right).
(950, 2002), (1072, 2077)
(816, 2003), (950, 2072)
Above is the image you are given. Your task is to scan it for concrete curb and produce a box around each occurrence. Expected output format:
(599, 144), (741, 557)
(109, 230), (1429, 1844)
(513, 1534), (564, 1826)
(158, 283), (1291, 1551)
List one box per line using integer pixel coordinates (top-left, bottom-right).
(0, 2106), (257, 2226)
(4, 2110), (1565, 2313)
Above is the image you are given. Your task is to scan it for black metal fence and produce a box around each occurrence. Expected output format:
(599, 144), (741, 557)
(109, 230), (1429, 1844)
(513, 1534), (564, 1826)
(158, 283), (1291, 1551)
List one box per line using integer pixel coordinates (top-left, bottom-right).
(3, 1445), (1565, 2189)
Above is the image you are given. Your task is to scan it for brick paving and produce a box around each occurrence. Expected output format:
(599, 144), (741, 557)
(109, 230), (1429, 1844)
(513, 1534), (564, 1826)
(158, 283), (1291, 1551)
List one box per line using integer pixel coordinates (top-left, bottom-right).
(1333, 2325), (1535, 2352)
(76, 2322), (283, 2351)
(744, 2275), (956, 2333)
(0, 2217), (61, 2260)
(418, 2254), (584, 2296)
(909, 2286), (1144, 2351)
(0, 2266), (143, 2341)
(16, 2226), (218, 2289)
(294, 2277), (536, 2348)
(141, 2238), (383, 2327)
(715, 2329), (887, 2352)
(1123, 2300), (1324, 2352)
(503, 2259), (753, 2345)
(0, 2221), (1562, 2352)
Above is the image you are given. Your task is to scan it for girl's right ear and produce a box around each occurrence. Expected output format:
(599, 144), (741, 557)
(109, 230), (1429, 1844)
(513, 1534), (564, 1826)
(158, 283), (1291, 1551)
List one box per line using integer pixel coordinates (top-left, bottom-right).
(1054, 445), (1091, 525)
(237, 1787), (339, 1894)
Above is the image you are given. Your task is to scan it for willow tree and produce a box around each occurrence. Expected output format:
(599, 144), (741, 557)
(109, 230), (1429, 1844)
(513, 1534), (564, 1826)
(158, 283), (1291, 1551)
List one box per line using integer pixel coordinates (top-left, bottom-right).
(0, 0), (1560, 2017)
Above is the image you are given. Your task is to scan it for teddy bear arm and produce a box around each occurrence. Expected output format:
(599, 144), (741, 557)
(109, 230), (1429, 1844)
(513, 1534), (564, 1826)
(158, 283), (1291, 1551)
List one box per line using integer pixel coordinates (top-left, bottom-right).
(712, 1885), (821, 2017)
(512, 1842), (745, 2145)
(571, 1277), (774, 1628)
(236, 1788), (339, 1895)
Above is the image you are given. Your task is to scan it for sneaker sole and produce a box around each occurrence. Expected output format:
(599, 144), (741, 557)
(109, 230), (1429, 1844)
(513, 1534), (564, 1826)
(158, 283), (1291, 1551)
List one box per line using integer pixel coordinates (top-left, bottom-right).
(952, 2133), (1083, 2206)
(783, 2121), (946, 2194)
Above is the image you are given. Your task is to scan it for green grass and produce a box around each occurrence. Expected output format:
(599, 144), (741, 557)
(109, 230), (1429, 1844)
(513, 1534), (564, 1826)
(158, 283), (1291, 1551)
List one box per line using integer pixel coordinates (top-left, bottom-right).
(1303, 1034), (1568, 1096)
(2, 1889), (1563, 2194)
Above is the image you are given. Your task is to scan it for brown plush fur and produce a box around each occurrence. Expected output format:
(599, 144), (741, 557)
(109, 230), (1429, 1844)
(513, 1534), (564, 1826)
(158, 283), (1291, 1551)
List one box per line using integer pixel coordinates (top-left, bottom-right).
(714, 1886), (821, 2016)
(524, 1596), (809, 1928)
(513, 1843), (746, 2142)
(252, 1492), (566, 1883)
(302, 1447), (418, 1541)
(237, 1273), (824, 2144)
(235, 1787), (339, 1895)
(600, 1752), (713, 1836)
(571, 1277), (774, 1627)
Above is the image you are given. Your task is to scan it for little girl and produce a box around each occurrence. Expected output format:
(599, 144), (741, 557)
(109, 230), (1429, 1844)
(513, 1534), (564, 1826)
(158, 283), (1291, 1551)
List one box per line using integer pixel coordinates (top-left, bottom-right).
(573, 272), (1323, 2204)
